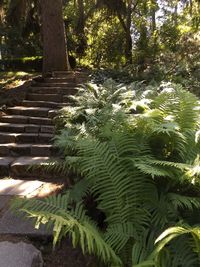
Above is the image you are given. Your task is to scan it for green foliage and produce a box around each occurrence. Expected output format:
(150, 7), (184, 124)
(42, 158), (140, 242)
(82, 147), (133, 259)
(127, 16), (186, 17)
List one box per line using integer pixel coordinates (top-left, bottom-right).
(12, 80), (200, 266)
(139, 225), (200, 267)
(54, 79), (130, 142)
(0, 57), (42, 71)
(12, 194), (121, 266)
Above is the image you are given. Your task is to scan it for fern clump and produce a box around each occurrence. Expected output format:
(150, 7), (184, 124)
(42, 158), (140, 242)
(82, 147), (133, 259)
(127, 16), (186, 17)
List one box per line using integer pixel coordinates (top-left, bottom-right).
(12, 80), (200, 266)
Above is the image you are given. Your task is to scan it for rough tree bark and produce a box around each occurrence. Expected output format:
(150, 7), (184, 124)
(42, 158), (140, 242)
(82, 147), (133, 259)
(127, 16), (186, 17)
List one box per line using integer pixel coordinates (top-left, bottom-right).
(40, 0), (70, 73)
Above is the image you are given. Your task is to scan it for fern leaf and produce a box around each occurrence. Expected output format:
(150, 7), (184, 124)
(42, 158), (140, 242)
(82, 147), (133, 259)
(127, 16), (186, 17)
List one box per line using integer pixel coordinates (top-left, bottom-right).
(11, 196), (122, 266)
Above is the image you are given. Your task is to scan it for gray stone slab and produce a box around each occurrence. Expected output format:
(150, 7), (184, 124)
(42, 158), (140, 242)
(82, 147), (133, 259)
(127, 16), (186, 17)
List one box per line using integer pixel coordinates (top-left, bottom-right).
(0, 196), (12, 211)
(0, 209), (52, 237)
(0, 157), (15, 176)
(0, 157), (15, 166)
(0, 179), (44, 196)
(0, 241), (43, 267)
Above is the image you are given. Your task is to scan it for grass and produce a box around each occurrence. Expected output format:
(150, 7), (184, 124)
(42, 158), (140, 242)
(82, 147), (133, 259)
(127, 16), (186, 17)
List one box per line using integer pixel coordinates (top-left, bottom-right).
(0, 71), (39, 91)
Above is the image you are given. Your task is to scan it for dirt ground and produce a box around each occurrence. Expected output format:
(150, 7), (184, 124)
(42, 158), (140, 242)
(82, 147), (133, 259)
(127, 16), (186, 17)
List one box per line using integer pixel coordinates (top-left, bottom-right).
(0, 234), (98, 267)
(0, 183), (99, 267)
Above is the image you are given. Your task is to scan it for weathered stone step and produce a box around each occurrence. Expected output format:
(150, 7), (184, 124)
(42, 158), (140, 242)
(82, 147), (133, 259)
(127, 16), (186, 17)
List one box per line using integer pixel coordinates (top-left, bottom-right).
(0, 241), (44, 266)
(0, 123), (54, 134)
(0, 123), (39, 133)
(22, 100), (65, 108)
(0, 178), (64, 238)
(0, 132), (53, 144)
(0, 157), (14, 176)
(33, 82), (76, 87)
(0, 115), (53, 125)
(44, 77), (75, 83)
(29, 86), (78, 95)
(6, 106), (57, 118)
(52, 70), (75, 77)
(0, 143), (55, 157)
(0, 156), (57, 177)
(10, 156), (58, 178)
(26, 93), (63, 102)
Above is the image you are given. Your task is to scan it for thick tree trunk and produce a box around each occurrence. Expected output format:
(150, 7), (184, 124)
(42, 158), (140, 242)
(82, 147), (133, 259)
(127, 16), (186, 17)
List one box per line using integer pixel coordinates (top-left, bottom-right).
(40, 0), (70, 74)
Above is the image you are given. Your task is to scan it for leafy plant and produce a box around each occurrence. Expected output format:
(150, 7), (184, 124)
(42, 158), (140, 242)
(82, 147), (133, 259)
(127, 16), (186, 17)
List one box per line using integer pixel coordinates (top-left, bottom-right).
(12, 81), (200, 266)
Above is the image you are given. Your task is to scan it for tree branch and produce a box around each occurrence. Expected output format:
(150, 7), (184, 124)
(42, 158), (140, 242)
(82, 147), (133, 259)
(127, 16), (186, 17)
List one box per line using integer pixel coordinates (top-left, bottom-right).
(117, 11), (127, 32)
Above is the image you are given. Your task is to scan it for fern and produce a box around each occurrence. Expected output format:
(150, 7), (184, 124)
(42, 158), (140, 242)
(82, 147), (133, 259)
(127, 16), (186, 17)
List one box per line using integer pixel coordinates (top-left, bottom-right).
(12, 195), (122, 266)
(152, 225), (200, 266)
(11, 80), (200, 266)
(134, 225), (200, 267)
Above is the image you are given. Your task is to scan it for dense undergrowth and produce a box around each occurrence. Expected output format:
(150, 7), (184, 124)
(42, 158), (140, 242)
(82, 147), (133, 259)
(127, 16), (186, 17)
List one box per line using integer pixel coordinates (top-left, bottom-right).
(12, 77), (200, 266)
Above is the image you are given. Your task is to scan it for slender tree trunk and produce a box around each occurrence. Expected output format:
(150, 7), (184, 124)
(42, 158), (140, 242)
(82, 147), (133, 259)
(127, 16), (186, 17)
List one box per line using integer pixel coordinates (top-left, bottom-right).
(40, 0), (70, 74)
(76, 0), (84, 34)
(75, 0), (87, 57)
(0, 0), (4, 59)
(125, 0), (132, 64)
(174, 4), (178, 26)
(151, 4), (157, 59)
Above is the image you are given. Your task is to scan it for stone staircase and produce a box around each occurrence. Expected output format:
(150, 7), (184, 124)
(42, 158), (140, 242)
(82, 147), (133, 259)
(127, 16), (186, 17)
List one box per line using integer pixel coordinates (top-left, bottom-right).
(0, 71), (88, 179)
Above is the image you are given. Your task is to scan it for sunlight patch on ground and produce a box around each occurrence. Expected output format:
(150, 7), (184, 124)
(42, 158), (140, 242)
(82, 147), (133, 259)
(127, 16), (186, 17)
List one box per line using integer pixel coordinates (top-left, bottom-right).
(0, 71), (38, 91)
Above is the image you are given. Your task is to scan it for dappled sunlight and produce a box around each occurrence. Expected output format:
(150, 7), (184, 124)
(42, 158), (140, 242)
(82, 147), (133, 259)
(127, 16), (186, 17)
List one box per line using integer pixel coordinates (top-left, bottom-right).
(0, 178), (63, 198)
(0, 71), (38, 91)
(0, 179), (43, 196)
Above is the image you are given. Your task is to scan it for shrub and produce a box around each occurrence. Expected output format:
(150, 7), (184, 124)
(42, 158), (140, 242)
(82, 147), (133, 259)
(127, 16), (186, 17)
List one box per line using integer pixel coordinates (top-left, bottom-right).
(0, 55), (77, 72)
(12, 80), (200, 266)
(0, 56), (42, 71)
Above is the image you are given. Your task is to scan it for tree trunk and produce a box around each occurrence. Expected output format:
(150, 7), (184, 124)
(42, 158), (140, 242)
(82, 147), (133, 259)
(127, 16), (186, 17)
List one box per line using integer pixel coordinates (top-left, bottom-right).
(75, 0), (87, 57)
(151, 3), (157, 59)
(125, 0), (132, 64)
(40, 0), (70, 74)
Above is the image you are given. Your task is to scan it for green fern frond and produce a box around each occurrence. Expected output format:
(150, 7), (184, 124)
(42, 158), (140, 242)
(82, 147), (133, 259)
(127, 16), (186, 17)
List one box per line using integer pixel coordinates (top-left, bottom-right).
(154, 225), (200, 259)
(168, 193), (200, 211)
(104, 222), (137, 253)
(11, 196), (122, 266)
(135, 225), (200, 267)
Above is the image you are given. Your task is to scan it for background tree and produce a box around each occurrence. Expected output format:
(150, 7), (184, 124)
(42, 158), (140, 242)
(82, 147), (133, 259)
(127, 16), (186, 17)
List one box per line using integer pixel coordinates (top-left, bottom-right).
(40, 0), (70, 73)
(0, 0), (199, 78)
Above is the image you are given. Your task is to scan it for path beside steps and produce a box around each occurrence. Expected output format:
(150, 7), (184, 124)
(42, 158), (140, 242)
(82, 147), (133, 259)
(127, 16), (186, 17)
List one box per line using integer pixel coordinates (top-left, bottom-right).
(0, 71), (88, 238)
(0, 71), (88, 178)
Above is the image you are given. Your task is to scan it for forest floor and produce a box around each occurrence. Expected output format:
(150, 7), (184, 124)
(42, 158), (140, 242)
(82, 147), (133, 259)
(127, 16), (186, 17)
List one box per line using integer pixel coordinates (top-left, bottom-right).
(0, 71), (38, 91)
(0, 234), (93, 267)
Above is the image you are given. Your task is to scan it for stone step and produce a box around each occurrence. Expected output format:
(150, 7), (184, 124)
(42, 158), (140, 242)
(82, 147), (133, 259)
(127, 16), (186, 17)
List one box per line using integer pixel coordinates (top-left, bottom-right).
(44, 77), (75, 83)
(0, 123), (54, 134)
(0, 115), (53, 125)
(0, 123), (26, 133)
(0, 241), (44, 266)
(26, 93), (63, 102)
(22, 100), (65, 109)
(6, 106), (57, 118)
(52, 70), (75, 77)
(0, 157), (14, 176)
(10, 156), (58, 178)
(29, 86), (78, 95)
(0, 123), (38, 133)
(0, 143), (56, 157)
(0, 132), (53, 144)
(33, 82), (76, 87)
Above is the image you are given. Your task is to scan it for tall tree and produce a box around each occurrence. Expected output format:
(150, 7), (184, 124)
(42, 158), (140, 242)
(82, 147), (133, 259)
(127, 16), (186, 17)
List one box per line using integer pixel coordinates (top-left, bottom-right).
(40, 0), (70, 73)
(0, 0), (4, 59)
(101, 0), (140, 64)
